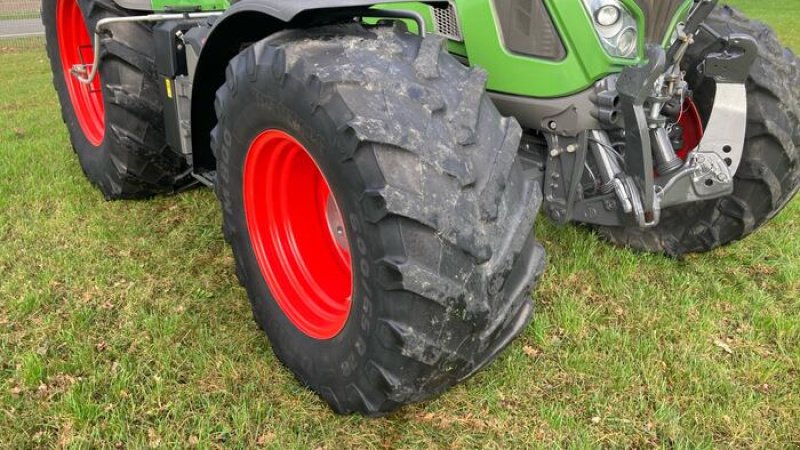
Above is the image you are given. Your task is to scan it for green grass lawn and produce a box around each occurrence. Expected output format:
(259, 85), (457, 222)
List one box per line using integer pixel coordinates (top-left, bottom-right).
(0, 12), (39, 20)
(1, 2), (798, 448)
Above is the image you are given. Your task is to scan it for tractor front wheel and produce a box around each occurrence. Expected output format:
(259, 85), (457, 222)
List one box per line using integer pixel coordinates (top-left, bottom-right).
(212, 24), (546, 415)
(598, 6), (800, 256)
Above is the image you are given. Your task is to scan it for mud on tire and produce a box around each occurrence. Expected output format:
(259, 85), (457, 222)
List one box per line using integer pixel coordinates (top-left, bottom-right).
(598, 5), (800, 256)
(212, 24), (546, 415)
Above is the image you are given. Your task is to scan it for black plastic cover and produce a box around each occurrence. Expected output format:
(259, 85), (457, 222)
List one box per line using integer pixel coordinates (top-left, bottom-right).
(154, 21), (189, 77)
(493, 0), (566, 61)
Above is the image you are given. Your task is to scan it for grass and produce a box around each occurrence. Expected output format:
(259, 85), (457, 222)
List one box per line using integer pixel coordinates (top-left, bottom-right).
(0, 12), (39, 20)
(0, 2), (798, 448)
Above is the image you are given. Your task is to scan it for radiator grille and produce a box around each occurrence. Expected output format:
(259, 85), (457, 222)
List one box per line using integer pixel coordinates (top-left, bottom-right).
(431, 3), (463, 42)
(634, 0), (687, 43)
(492, 0), (566, 61)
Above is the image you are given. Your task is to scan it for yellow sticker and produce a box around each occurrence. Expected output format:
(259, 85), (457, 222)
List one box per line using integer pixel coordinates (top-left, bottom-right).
(165, 78), (173, 99)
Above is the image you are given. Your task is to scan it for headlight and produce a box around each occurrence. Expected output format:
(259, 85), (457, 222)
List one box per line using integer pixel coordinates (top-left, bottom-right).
(595, 5), (621, 27)
(582, 0), (639, 59)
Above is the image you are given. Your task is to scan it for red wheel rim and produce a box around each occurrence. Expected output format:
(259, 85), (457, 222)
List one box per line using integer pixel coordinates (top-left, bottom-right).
(676, 98), (704, 161)
(56, 0), (105, 146)
(243, 130), (353, 340)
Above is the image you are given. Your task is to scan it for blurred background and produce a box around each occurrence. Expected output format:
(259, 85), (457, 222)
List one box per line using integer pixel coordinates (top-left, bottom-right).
(0, 0), (43, 50)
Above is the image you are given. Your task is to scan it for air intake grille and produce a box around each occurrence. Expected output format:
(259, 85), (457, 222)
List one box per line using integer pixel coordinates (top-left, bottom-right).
(431, 3), (463, 42)
(634, 0), (686, 43)
(492, 0), (566, 61)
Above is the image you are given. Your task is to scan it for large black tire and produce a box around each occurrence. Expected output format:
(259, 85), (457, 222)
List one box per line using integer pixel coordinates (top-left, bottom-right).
(598, 6), (800, 256)
(43, 0), (191, 199)
(212, 24), (545, 415)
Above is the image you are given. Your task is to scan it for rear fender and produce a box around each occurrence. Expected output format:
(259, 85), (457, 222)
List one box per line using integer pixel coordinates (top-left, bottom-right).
(113, 0), (229, 11)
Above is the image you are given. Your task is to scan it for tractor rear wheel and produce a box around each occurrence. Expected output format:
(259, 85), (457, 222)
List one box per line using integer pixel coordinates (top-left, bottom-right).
(43, 0), (190, 199)
(212, 24), (546, 415)
(597, 6), (800, 256)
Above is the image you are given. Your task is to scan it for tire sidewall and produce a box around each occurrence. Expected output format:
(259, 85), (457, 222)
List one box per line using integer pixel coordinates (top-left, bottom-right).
(215, 71), (387, 389)
(43, 0), (119, 191)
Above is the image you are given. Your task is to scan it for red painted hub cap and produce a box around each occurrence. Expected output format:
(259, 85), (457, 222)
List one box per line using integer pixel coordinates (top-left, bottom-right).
(676, 98), (704, 161)
(56, 0), (105, 146)
(243, 130), (353, 340)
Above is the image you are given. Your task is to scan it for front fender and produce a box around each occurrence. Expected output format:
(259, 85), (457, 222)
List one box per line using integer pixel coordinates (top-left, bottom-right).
(190, 0), (444, 173)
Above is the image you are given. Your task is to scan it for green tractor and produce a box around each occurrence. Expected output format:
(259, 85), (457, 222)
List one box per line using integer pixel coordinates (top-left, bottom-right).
(43, 0), (799, 415)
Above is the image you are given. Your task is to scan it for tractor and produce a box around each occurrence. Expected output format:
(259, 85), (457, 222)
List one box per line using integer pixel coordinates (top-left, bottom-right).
(42, 0), (799, 415)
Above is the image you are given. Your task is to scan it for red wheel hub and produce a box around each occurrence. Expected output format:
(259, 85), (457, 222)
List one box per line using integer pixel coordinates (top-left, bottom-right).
(676, 98), (704, 160)
(56, 0), (105, 146)
(243, 130), (353, 340)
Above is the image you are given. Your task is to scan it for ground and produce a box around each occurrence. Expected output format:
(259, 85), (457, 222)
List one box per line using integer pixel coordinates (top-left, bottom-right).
(0, 1), (798, 448)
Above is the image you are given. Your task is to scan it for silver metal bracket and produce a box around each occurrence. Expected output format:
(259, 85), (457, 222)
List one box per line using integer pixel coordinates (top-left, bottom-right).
(656, 82), (747, 208)
(371, 9), (426, 36)
(70, 12), (223, 86)
(657, 152), (733, 208)
(694, 82), (747, 174)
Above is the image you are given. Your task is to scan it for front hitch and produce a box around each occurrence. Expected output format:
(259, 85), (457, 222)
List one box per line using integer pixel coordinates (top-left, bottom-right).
(616, 45), (667, 227)
(612, 25), (758, 226)
(655, 34), (758, 209)
(605, 0), (720, 227)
